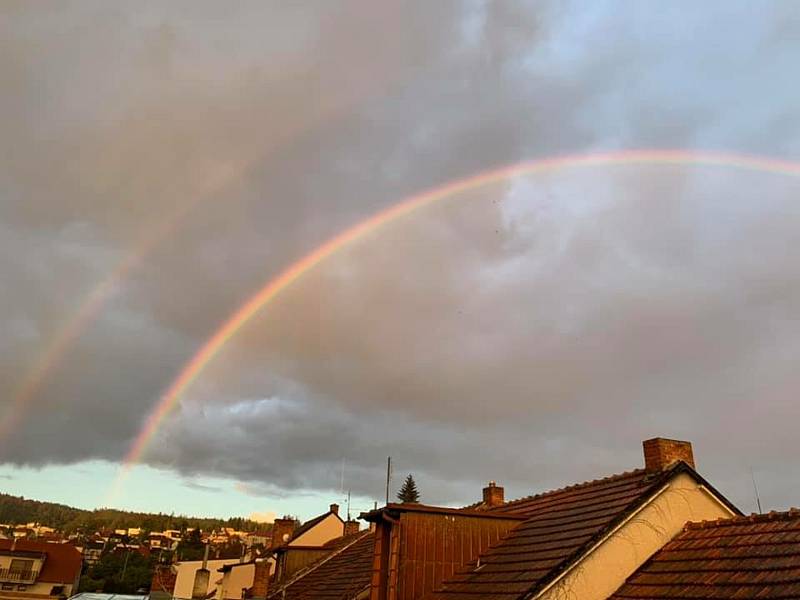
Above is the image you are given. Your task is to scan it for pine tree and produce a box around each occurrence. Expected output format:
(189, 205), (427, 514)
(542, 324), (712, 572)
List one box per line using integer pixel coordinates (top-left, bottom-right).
(397, 474), (420, 504)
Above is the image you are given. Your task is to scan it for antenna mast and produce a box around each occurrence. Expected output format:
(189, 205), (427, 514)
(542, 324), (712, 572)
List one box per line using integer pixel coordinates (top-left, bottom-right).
(750, 467), (763, 513)
(385, 456), (392, 505)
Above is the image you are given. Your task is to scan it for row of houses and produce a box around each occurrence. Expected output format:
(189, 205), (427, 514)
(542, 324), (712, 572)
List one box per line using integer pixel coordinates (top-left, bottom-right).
(0, 524), (58, 540)
(2, 436), (798, 600)
(181, 436), (799, 600)
(151, 504), (359, 600)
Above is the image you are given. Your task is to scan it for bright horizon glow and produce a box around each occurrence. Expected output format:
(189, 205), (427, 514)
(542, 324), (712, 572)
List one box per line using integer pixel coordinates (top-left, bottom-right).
(0, 460), (369, 523)
(110, 148), (800, 501)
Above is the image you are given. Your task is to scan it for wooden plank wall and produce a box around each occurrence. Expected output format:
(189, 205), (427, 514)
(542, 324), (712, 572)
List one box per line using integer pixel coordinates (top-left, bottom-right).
(394, 512), (520, 600)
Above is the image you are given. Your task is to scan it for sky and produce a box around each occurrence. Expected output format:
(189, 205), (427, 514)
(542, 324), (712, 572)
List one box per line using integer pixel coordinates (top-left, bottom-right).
(1, 1), (800, 523)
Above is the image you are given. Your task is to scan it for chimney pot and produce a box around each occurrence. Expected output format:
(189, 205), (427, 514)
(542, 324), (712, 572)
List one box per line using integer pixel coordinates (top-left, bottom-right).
(329, 503), (339, 516)
(643, 437), (695, 472)
(482, 481), (504, 507)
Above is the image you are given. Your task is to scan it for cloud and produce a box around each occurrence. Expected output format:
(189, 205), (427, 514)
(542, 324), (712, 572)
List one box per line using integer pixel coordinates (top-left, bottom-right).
(248, 511), (276, 524)
(182, 480), (222, 493)
(1, 1), (799, 513)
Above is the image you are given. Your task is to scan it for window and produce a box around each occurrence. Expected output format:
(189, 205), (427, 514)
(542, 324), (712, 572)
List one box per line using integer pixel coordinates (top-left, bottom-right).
(9, 558), (34, 577)
(8, 558), (33, 580)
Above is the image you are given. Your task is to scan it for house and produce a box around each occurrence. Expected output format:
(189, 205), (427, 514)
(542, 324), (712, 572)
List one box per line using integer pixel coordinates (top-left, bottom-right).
(172, 558), (242, 600)
(209, 437), (773, 600)
(609, 509), (800, 599)
(266, 530), (374, 600)
(78, 539), (104, 565)
(0, 539), (82, 599)
(302, 437), (737, 600)
(148, 533), (178, 552)
(263, 502), (524, 600)
(244, 532), (272, 549)
(421, 437), (739, 600)
(270, 504), (357, 582)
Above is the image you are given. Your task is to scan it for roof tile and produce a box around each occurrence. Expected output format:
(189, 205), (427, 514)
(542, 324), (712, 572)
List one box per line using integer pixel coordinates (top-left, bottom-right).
(610, 510), (800, 600)
(427, 468), (670, 599)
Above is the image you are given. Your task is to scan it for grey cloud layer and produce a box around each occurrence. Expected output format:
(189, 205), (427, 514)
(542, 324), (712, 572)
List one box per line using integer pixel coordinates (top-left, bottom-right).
(1, 1), (799, 511)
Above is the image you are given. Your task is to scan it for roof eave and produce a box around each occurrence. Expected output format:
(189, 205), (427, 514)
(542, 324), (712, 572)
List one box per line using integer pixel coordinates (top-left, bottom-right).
(360, 503), (524, 523)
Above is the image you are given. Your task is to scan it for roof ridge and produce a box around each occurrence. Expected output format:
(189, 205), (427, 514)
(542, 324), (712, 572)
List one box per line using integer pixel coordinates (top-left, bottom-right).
(685, 508), (800, 530)
(493, 468), (646, 510)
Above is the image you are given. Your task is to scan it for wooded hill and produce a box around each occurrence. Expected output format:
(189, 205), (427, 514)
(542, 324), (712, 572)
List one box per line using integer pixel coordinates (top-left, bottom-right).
(0, 492), (267, 534)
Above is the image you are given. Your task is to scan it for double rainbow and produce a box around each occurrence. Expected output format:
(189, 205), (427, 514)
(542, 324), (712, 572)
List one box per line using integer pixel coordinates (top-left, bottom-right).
(114, 149), (800, 492)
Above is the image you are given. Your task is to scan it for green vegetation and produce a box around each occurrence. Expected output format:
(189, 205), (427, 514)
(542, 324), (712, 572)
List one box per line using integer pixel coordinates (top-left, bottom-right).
(79, 550), (155, 594)
(0, 493), (265, 534)
(397, 474), (420, 504)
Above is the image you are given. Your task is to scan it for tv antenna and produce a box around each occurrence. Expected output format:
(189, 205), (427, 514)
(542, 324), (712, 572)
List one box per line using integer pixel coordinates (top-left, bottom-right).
(750, 467), (763, 513)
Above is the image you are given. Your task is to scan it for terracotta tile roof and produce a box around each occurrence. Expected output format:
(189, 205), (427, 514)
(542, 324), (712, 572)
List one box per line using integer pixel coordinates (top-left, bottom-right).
(609, 509), (800, 600)
(267, 531), (373, 600)
(428, 463), (705, 600)
(0, 539), (82, 583)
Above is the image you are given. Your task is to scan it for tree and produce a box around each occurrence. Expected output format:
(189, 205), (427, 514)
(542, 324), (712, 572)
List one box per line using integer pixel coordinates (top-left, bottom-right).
(175, 528), (205, 561)
(397, 474), (420, 504)
(79, 550), (155, 594)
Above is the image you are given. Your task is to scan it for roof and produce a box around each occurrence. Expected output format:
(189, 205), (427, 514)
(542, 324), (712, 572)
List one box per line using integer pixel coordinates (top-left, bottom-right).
(609, 509), (800, 599)
(428, 462), (731, 600)
(267, 531), (374, 600)
(0, 539), (82, 583)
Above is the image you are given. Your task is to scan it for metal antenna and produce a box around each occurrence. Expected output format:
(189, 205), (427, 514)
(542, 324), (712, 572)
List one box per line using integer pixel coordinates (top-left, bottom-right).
(385, 457), (392, 505)
(750, 467), (763, 513)
(346, 489), (351, 521)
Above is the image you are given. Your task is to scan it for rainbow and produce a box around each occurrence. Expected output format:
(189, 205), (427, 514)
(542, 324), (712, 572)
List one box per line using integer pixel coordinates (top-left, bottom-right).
(2, 73), (393, 453)
(114, 148), (800, 490)
(0, 162), (243, 451)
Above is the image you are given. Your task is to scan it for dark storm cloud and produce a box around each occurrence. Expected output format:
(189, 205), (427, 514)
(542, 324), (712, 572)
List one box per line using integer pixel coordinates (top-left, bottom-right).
(1, 1), (800, 512)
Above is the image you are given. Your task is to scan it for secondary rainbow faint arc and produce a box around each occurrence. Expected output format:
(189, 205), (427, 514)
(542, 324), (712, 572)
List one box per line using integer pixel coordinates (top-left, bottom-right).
(119, 148), (800, 477)
(1, 65), (400, 451)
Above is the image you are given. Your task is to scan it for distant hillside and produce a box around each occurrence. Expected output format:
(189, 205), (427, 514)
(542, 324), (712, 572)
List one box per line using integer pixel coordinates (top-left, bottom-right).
(0, 492), (268, 534)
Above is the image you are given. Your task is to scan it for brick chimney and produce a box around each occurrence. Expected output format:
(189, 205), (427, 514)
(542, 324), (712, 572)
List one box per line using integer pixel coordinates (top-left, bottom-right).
(643, 437), (695, 472)
(343, 520), (360, 537)
(329, 503), (339, 516)
(270, 517), (298, 548)
(249, 559), (271, 599)
(482, 481), (504, 507)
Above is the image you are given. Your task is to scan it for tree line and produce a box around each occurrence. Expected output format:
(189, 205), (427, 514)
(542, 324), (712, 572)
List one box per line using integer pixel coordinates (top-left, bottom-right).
(0, 493), (265, 534)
